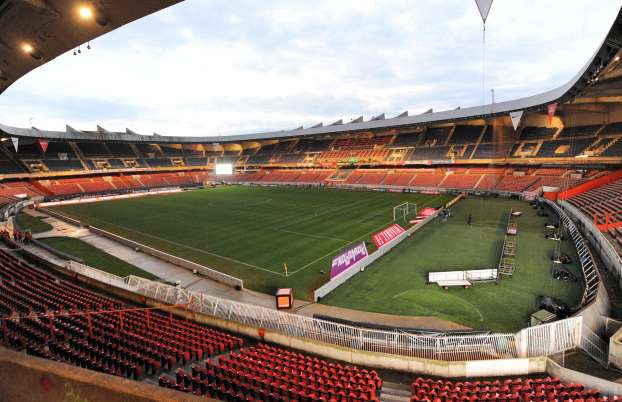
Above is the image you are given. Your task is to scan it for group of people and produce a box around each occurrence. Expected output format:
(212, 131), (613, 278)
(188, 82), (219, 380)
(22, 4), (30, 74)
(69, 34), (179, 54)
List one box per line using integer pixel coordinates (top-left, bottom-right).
(12, 229), (33, 244)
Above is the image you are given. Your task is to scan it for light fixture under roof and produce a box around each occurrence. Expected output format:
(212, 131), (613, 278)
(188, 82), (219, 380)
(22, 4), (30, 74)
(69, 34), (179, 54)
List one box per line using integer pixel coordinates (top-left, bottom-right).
(78, 5), (93, 19)
(22, 43), (33, 54)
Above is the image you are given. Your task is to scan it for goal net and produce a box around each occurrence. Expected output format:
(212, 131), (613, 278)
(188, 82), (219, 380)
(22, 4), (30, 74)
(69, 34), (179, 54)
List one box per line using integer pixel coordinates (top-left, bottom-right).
(393, 202), (417, 222)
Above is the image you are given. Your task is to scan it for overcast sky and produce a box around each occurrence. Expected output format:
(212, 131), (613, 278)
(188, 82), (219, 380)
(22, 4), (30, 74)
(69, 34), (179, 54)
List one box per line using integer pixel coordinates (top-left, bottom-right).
(0, 0), (619, 137)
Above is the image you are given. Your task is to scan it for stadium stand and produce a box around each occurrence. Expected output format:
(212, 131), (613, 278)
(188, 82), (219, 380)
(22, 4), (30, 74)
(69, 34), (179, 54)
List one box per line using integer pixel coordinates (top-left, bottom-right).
(439, 174), (481, 189)
(520, 127), (558, 140)
(557, 124), (602, 138)
(159, 343), (382, 400)
(567, 179), (622, 225)
(392, 132), (422, 148)
(449, 125), (484, 144)
(410, 376), (615, 402)
(0, 246), (244, 382)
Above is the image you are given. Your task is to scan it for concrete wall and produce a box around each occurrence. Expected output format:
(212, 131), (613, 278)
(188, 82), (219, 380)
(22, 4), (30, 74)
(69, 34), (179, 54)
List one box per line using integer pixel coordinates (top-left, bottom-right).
(0, 347), (207, 402)
(546, 358), (622, 397)
(609, 327), (622, 369)
(39, 208), (82, 227)
(88, 225), (244, 289)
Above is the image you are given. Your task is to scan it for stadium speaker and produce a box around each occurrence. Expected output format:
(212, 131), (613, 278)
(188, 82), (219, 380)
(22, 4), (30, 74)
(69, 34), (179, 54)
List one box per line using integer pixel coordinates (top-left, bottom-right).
(94, 8), (109, 27)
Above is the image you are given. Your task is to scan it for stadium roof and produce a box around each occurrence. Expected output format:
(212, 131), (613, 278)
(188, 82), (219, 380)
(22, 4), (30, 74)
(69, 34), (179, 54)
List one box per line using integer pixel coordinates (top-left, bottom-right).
(0, 0), (181, 95)
(0, 3), (622, 144)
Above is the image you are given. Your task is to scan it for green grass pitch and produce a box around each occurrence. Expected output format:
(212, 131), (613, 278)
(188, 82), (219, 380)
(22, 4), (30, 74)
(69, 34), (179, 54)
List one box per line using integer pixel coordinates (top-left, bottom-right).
(51, 187), (583, 331)
(52, 186), (451, 299)
(321, 197), (584, 332)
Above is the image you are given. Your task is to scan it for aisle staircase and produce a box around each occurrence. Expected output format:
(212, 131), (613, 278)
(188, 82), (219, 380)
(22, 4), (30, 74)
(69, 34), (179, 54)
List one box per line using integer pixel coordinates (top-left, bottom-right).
(380, 382), (411, 402)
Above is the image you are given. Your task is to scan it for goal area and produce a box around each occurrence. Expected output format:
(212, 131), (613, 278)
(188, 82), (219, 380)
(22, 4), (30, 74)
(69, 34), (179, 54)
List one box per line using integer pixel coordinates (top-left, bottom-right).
(393, 202), (417, 221)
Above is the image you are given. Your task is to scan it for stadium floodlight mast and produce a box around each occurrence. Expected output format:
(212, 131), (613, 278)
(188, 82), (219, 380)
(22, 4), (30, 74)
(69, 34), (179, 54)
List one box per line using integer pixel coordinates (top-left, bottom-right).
(393, 202), (417, 222)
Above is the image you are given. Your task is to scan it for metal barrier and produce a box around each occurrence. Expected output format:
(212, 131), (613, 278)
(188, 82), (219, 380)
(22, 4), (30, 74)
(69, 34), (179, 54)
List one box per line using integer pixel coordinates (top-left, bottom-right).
(581, 325), (610, 367)
(543, 199), (599, 306)
(65, 260), (134, 290)
(124, 274), (582, 361)
(559, 200), (622, 284)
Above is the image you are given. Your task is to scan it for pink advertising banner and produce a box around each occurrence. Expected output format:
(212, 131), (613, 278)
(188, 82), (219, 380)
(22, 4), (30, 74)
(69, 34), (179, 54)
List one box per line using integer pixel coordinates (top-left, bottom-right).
(330, 242), (368, 279)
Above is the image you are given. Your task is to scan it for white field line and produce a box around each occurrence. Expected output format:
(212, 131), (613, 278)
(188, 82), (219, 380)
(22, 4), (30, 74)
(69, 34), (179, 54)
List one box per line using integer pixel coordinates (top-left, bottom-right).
(287, 195), (444, 275)
(81, 218), (286, 276)
(60, 193), (445, 278)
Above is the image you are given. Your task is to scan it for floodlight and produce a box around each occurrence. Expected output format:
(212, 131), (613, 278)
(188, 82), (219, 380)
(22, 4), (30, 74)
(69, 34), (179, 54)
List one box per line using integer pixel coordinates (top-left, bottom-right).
(79, 6), (93, 19)
(215, 163), (233, 175)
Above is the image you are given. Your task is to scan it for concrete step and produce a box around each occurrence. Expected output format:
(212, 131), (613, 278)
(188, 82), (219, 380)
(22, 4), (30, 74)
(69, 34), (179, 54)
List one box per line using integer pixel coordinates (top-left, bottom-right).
(381, 381), (411, 402)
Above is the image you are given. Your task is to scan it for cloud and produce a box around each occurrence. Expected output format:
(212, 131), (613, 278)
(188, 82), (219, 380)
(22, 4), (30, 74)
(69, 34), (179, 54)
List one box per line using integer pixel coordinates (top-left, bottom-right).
(0, 0), (619, 137)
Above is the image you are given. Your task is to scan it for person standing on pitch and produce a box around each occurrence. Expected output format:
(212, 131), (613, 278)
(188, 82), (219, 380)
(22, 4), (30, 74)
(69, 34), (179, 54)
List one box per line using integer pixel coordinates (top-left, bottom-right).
(467, 213), (472, 226)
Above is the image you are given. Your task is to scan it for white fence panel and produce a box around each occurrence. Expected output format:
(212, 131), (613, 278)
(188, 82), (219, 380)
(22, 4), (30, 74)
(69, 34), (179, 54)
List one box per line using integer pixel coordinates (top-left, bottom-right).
(61, 263), (584, 362)
(581, 325), (610, 367)
(518, 317), (582, 357)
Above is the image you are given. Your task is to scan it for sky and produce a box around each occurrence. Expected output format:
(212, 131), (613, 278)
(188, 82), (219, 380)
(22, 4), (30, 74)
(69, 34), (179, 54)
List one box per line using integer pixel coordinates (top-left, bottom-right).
(0, 0), (620, 137)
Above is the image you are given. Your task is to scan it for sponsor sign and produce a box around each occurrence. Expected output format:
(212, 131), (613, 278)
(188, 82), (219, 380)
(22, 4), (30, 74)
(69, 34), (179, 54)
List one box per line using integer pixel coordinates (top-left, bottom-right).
(330, 242), (368, 279)
(372, 223), (405, 248)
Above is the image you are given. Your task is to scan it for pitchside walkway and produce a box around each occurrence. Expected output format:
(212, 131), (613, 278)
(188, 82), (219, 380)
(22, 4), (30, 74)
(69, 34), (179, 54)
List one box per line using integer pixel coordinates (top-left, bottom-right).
(25, 209), (467, 331)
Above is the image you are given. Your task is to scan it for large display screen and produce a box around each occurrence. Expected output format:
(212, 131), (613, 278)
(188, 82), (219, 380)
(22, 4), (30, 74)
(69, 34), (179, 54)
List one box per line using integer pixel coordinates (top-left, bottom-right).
(215, 163), (233, 175)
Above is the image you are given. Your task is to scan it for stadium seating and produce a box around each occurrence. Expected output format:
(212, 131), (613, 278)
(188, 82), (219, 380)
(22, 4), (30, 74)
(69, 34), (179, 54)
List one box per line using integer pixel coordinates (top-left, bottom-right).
(495, 175), (540, 192)
(332, 136), (391, 150)
(159, 343), (382, 400)
(449, 125), (484, 144)
(77, 142), (111, 157)
(382, 171), (416, 186)
(567, 179), (622, 225)
(0, 122), (619, 177)
(410, 172), (445, 188)
(410, 376), (617, 402)
(520, 127), (558, 140)
(392, 132), (422, 148)
(557, 124), (601, 138)
(439, 174), (481, 189)
(421, 127), (451, 146)
(0, 246), (243, 382)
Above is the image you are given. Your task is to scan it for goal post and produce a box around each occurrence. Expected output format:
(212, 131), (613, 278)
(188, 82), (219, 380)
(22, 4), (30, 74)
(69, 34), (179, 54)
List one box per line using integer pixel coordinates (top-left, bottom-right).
(393, 202), (417, 221)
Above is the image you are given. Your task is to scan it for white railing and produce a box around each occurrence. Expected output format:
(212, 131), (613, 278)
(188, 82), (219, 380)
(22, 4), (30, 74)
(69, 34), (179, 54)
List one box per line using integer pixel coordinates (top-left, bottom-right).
(517, 317), (583, 358)
(125, 274), (583, 361)
(543, 199), (599, 306)
(581, 325), (610, 367)
(64, 260), (134, 290)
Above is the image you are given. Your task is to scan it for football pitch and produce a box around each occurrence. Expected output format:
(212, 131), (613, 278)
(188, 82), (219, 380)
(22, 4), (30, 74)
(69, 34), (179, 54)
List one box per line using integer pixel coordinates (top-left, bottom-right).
(52, 186), (451, 299)
(321, 197), (584, 331)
